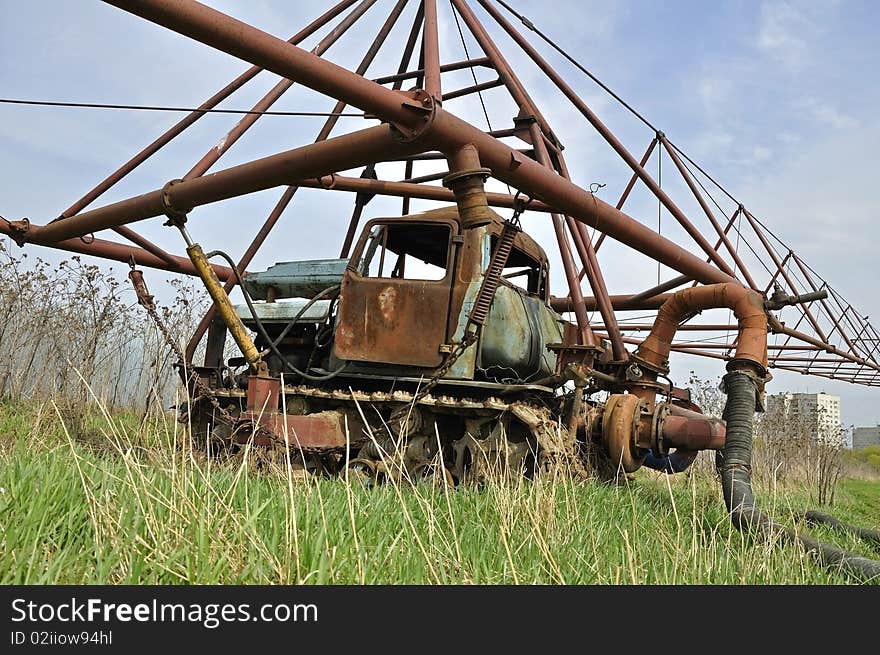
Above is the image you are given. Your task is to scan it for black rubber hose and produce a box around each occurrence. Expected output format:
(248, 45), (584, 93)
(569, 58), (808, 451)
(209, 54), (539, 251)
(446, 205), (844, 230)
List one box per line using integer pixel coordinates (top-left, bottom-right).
(203, 250), (346, 382)
(804, 511), (880, 546)
(720, 369), (880, 582)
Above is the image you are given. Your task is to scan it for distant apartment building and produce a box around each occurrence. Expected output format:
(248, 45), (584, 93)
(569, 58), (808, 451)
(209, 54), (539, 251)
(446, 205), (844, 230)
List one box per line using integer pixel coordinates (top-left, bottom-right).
(852, 426), (880, 450)
(765, 392), (842, 444)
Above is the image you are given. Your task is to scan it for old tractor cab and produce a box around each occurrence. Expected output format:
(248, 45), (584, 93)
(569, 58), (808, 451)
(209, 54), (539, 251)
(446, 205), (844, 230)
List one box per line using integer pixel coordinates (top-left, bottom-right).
(235, 205), (565, 392)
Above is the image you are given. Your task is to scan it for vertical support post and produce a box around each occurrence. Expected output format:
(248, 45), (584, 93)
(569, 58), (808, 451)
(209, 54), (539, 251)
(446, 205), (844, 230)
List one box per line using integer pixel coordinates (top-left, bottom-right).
(423, 0), (442, 101)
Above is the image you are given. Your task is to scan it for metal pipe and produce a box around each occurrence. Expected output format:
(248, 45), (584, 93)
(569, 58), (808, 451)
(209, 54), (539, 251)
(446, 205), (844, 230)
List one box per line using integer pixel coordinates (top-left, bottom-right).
(0, 220), (232, 280)
(296, 175), (554, 210)
(93, 0), (737, 287)
(23, 125), (421, 243)
(372, 57), (491, 84)
(58, 0), (358, 219)
(113, 225), (180, 267)
(637, 284), (768, 373)
(442, 78), (504, 101)
(659, 135), (756, 289)
(627, 274), (691, 305)
(551, 293), (671, 313)
(422, 0), (441, 100)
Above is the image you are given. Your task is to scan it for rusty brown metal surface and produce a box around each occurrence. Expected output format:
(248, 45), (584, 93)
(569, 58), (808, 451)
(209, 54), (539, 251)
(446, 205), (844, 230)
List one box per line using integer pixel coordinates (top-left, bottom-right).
(0, 219), (233, 280)
(246, 375), (281, 413)
(238, 411), (349, 450)
(661, 405), (726, 451)
(24, 125), (422, 244)
(636, 283), (768, 373)
(422, 0), (441, 100)
(335, 218), (456, 368)
(601, 394), (645, 473)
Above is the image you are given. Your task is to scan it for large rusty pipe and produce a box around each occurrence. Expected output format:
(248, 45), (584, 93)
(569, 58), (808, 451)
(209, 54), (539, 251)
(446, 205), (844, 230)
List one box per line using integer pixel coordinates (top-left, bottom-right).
(551, 293), (671, 313)
(92, 0), (737, 287)
(636, 283), (768, 373)
(58, 0), (359, 220)
(22, 125), (421, 244)
(662, 405), (726, 451)
(422, 0), (441, 100)
(0, 220), (232, 281)
(300, 174), (554, 211)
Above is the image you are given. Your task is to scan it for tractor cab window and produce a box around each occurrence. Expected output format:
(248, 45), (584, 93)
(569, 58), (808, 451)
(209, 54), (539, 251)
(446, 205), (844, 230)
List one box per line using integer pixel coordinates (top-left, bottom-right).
(358, 222), (451, 281)
(492, 236), (547, 298)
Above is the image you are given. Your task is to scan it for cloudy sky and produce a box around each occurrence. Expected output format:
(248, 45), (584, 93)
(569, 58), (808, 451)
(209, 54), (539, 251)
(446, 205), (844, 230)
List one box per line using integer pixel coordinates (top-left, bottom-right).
(2, 0), (878, 428)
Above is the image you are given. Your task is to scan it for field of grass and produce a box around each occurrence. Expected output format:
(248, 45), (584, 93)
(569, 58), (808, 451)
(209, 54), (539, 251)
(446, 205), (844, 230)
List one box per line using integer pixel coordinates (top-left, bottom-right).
(1, 399), (878, 585)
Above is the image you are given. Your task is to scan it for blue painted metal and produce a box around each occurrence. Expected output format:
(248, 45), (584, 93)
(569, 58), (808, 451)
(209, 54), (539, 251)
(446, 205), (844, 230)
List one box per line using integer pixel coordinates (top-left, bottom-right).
(241, 258), (348, 299)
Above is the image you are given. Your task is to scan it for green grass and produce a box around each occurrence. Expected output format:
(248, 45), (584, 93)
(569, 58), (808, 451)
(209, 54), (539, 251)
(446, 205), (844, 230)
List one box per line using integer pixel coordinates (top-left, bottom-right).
(1, 400), (877, 584)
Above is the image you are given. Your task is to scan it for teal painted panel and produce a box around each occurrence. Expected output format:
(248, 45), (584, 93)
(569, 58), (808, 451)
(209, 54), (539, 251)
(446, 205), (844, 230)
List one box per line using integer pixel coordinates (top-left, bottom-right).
(242, 259), (348, 299)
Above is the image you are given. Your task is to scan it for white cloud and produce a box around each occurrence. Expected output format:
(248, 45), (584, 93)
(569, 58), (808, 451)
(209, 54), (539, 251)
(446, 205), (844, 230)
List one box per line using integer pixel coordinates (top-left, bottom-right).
(756, 1), (813, 71)
(809, 102), (858, 130)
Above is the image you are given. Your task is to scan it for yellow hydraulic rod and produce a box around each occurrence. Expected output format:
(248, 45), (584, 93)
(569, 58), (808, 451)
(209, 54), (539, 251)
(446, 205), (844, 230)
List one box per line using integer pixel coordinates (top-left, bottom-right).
(186, 242), (262, 372)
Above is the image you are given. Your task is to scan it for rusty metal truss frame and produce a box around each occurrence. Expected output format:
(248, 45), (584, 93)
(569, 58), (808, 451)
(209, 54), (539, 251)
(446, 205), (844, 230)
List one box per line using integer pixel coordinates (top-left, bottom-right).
(2, 0), (877, 386)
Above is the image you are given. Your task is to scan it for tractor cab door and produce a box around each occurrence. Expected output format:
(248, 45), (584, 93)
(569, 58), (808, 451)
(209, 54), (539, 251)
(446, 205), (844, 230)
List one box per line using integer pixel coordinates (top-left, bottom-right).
(334, 218), (457, 368)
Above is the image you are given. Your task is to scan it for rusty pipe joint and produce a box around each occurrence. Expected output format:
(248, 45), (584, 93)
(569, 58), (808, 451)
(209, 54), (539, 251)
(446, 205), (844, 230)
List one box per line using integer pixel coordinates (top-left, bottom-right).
(443, 143), (492, 229)
(636, 283), (769, 376)
(598, 395), (728, 473)
(5, 218), (30, 247)
(388, 89), (437, 143)
(600, 393), (649, 473)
